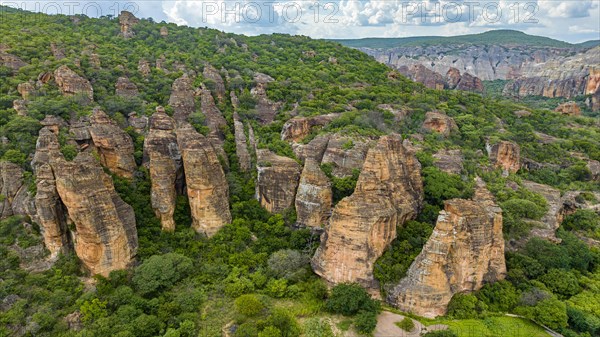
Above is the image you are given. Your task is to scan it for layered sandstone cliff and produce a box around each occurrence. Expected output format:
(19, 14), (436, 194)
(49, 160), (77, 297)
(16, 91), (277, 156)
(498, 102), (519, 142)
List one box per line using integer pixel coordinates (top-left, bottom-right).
(295, 158), (332, 229)
(169, 74), (196, 123)
(281, 114), (340, 142)
(89, 109), (137, 178)
(422, 111), (458, 136)
(387, 179), (506, 318)
(256, 149), (302, 213)
(54, 65), (93, 103)
(233, 113), (252, 172)
(487, 141), (520, 175)
(0, 162), (31, 219)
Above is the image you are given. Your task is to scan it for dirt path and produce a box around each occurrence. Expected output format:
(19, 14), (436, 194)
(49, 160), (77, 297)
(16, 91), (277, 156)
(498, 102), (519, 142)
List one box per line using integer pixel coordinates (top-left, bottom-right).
(374, 311), (448, 337)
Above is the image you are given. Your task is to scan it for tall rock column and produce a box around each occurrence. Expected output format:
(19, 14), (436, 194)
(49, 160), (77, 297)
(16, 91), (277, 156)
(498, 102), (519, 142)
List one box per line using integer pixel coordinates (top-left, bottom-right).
(255, 150), (302, 213)
(233, 113), (252, 172)
(176, 124), (231, 236)
(144, 107), (181, 231)
(487, 140), (520, 175)
(295, 158), (332, 229)
(169, 74), (196, 123)
(387, 179), (506, 318)
(311, 135), (423, 293)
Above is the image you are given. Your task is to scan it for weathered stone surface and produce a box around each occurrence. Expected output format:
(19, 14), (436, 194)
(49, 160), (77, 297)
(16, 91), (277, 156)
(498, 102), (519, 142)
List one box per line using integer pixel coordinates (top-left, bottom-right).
(0, 52), (27, 71)
(89, 53), (101, 68)
(388, 179), (506, 318)
(256, 149), (301, 213)
(521, 180), (563, 243)
(53, 152), (138, 276)
(398, 64), (445, 90)
(487, 141), (520, 175)
(0, 162), (26, 219)
(50, 42), (65, 60)
(119, 11), (139, 38)
(203, 64), (226, 101)
(198, 86), (227, 143)
(54, 65), (93, 103)
(252, 73), (281, 124)
(422, 111), (458, 136)
(554, 101), (581, 116)
(433, 149), (464, 175)
(588, 160), (600, 181)
(160, 26), (168, 37)
(69, 117), (91, 142)
(138, 59), (151, 77)
(13, 99), (27, 116)
(144, 108), (180, 231)
(115, 77), (139, 97)
(295, 158), (332, 229)
(230, 91), (240, 109)
(281, 114), (340, 142)
(17, 82), (35, 99)
(312, 135), (423, 293)
(176, 124), (231, 236)
(292, 134), (331, 163)
(40, 115), (67, 134)
(321, 134), (375, 178)
(513, 110), (532, 118)
(169, 74), (195, 123)
(127, 112), (148, 135)
(233, 113), (251, 172)
(447, 68), (484, 92)
(89, 109), (136, 178)
(37, 72), (53, 85)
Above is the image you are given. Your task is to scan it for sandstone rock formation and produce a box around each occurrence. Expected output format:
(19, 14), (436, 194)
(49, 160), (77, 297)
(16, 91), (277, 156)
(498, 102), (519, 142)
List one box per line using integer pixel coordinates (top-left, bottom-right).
(203, 64), (226, 101)
(115, 77), (139, 97)
(50, 42), (65, 60)
(233, 113), (252, 172)
(127, 112), (148, 135)
(144, 108), (181, 231)
(487, 141), (520, 175)
(176, 124), (231, 236)
(160, 26), (168, 37)
(169, 74), (196, 123)
(295, 158), (332, 229)
(54, 65), (93, 103)
(119, 11), (139, 39)
(293, 134), (331, 163)
(433, 149), (464, 175)
(13, 99), (27, 116)
(387, 179), (506, 318)
(398, 64), (445, 90)
(252, 73), (282, 124)
(446, 68), (484, 92)
(138, 59), (151, 77)
(0, 52), (27, 72)
(422, 111), (458, 136)
(256, 149), (301, 213)
(17, 82), (35, 99)
(198, 86), (227, 146)
(521, 180), (563, 243)
(321, 134), (375, 178)
(312, 135), (423, 293)
(281, 114), (340, 142)
(554, 101), (581, 116)
(0, 162), (29, 219)
(89, 109), (137, 178)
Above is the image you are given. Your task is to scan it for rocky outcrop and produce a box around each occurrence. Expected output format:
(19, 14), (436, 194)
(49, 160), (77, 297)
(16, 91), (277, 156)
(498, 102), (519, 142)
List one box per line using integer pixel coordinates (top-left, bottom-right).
(13, 99), (27, 116)
(115, 77), (139, 97)
(138, 59), (151, 77)
(295, 159), (332, 229)
(446, 68), (484, 92)
(312, 135), (423, 293)
(144, 108), (181, 231)
(169, 74), (196, 123)
(233, 113), (251, 172)
(54, 65), (93, 103)
(119, 11), (139, 38)
(176, 124), (231, 236)
(0, 52), (27, 72)
(17, 82), (35, 99)
(89, 109), (136, 178)
(50, 42), (65, 60)
(203, 64), (226, 101)
(433, 149), (464, 175)
(321, 134), (375, 178)
(554, 101), (581, 116)
(422, 111), (458, 136)
(53, 152), (138, 276)
(388, 179), (506, 318)
(252, 73), (282, 124)
(398, 64), (445, 90)
(256, 150), (301, 213)
(198, 86), (227, 147)
(0, 162), (29, 219)
(487, 141), (520, 175)
(127, 112), (148, 135)
(293, 134), (331, 163)
(160, 26), (168, 37)
(521, 180), (563, 243)
(281, 114), (340, 142)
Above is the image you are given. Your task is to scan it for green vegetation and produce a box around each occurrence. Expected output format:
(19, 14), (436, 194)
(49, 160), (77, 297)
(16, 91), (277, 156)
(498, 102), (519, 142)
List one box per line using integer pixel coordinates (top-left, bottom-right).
(396, 317), (415, 332)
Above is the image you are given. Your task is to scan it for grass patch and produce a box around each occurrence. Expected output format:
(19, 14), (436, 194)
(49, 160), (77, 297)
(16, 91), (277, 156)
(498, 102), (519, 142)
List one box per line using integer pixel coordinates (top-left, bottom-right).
(436, 317), (551, 337)
(396, 317), (416, 332)
(337, 319), (353, 331)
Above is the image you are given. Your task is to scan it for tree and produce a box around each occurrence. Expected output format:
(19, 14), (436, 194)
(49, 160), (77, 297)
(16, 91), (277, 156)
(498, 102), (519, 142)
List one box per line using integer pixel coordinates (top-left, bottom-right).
(132, 253), (193, 296)
(539, 269), (581, 299)
(447, 293), (486, 319)
(476, 281), (519, 313)
(235, 294), (264, 317)
(325, 283), (378, 316)
(354, 310), (378, 334)
(267, 249), (308, 282)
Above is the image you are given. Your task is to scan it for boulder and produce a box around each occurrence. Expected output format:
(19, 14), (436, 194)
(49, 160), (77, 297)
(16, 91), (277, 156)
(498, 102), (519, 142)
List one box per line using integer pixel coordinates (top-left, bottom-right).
(138, 59), (151, 77)
(0, 52), (27, 72)
(256, 150), (301, 213)
(118, 11), (139, 38)
(89, 109), (137, 178)
(177, 124), (231, 236)
(13, 99), (27, 116)
(281, 114), (340, 142)
(555, 101), (581, 116)
(54, 65), (93, 103)
(17, 82), (35, 99)
(169, 74), (195, 123)
(387, 179), (506, 318)
(160, 26), (168, 37)
(433, 149), (464, 175)
(422, 111), (458, 136)
(115, 77), (139, 97)
(487, 141), (520, 175)
(295, 158), (332, 229)
(233, 113), (252, 172)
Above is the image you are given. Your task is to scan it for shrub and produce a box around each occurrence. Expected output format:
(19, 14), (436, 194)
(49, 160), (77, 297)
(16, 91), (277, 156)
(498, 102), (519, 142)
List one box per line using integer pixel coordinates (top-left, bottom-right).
(265, 279), (288, 298)
(422, 331), (458, 337)
(267, 249), (308, 282)
(325, 283), (378, 316)
(539, 269), (581, 298)
(132, 253), (193, 296)
(235, 294), (264, 317)
(303, 318), (335, 337)
(396, 317), (415, 332)
(259, 326), (282, 337)
(354, 310), (378, 334)
(447, 293), (486, 319)
(562, 210), (599, 232)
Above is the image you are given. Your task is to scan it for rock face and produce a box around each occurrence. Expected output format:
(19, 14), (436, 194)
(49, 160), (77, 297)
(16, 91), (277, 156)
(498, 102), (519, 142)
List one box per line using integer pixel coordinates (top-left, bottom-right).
(119, 11), (139, 38)
(312, 135), (423, 293)
(446, 68), (484, 92)
(0, 52), (27, 72)
(487, 141), (520, 175)
(203, 64), (226, 101)
(252, 73), (282, 124)
(398, 64), (445, 90)
(17, 82), (35, 99)
(388, 179), (506, 318)
(169, 75), (196, 123)
(256, 149), (302, 213)
(198, 86), (227, 148)
(295, 158), (332, 229)
(160, 26), (168, 37)
(281, 114), (340, 142)
(115, 77), (139, 97)
(422, 111), (458, 136)
(54, 65), (93, 103)
(31, 127), (138, 275)
(321, 134), (375, 178)
(554, 101), (581, 116)
(521, 180), (563, 243)
(13, 99), (27, 116)
(0, 162), (29, 219)
(233, 113), (252, 172)
(176, 124), (231, 236)
(89, 109), (136, 178)
(138, 59), (151, 77)
(144, 108), (181, 231)
(127, 112), (148, 135)
(433, 149), (464, 175)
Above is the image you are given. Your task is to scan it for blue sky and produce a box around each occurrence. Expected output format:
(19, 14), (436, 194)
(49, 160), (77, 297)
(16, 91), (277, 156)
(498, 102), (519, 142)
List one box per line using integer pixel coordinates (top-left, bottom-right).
(3, 1), (599, 42)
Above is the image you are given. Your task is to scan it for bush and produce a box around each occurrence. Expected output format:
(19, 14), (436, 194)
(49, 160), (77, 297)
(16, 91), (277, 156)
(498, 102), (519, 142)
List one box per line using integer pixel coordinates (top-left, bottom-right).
(476, 281), (519, 313)
(354, 310), (378, 334)
(303, 318), (335, 337)
(396, 317), (415, 332)
(267, 249), (308, 282)
(132, 253), (193, 296)
(539, 269), (581, 298)
(262, 309), (300, 337)
(422, 331), (458, 337)
(235, 294), (264, 317)
(562, 210), (599, 232)
(259, 326), (282, 337)
(325, 283), (378, 316)
(447, 293), (486, 319)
